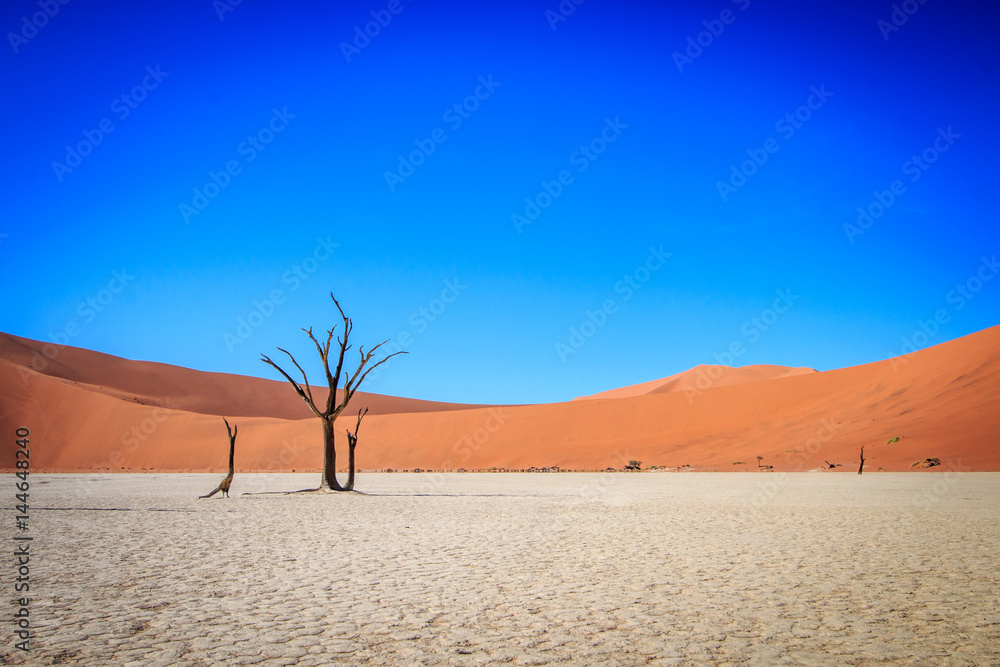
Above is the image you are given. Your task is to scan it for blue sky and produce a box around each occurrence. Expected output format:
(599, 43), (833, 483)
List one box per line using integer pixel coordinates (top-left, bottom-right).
(1, 0), (998, 404)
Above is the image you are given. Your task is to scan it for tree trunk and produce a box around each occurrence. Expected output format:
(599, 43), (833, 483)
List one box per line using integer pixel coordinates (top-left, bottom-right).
(341, 408), (365, 492)
(321, 418), (343, 491)
(343, 435), (357, 491)
(200, 418), (237, 498)
(857, 446), (865, 475)
(227, 427), (236, 474)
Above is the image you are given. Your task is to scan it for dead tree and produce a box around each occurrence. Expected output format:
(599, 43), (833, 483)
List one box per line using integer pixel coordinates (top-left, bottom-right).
(200, 418), (237, 498)
(857, 446), (865, 475)
(261, 294), (404, 492)
(343, 407), (368, 491)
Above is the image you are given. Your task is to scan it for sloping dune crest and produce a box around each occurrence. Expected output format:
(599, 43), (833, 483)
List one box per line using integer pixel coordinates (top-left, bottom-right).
(574, 365), (817, 400)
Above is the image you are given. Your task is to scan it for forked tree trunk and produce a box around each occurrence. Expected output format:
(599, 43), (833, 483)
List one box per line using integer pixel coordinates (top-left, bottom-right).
(342, 408), (366, 492)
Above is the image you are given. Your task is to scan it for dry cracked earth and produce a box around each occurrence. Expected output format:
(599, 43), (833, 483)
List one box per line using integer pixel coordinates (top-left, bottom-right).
(4, 472), (999, 666)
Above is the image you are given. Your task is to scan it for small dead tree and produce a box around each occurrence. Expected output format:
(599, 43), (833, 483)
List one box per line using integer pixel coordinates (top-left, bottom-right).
(343, 407), (368, 491)
(857, 446), (865, 475)
(261, 294), (404, 492)
(200, 417), (237, 498)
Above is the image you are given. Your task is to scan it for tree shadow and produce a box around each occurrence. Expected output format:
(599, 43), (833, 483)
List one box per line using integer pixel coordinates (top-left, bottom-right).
(34, 507), (203, 512)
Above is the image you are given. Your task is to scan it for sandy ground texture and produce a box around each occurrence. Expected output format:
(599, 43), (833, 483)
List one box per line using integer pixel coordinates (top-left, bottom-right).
(5, 472), (999, 666)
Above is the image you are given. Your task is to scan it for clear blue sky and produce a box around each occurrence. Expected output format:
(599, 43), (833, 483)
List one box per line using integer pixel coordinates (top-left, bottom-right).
(1, 0), (998, 404)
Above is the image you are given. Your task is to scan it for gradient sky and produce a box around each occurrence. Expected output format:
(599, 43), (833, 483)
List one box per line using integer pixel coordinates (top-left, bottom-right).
(2, 0), (998, 405)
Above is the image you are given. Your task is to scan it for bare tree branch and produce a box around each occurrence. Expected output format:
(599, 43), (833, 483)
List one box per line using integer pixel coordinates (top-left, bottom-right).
(329, 294), (351, 414)
(347, 349), (407, 403)
(261, 352), (322, 418)
(279, 346), (318, 410)
(346, 406), (368, 439)
(304, 326), (339, 395)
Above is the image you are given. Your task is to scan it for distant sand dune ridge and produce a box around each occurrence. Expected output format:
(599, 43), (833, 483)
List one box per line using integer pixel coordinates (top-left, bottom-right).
(1, 325), (999, 472)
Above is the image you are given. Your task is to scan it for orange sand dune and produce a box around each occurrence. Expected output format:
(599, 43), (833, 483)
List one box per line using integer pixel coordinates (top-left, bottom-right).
(0, 332), (482, 420)
(574, 364), (817, 400)
(2, 326), (999, 473)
